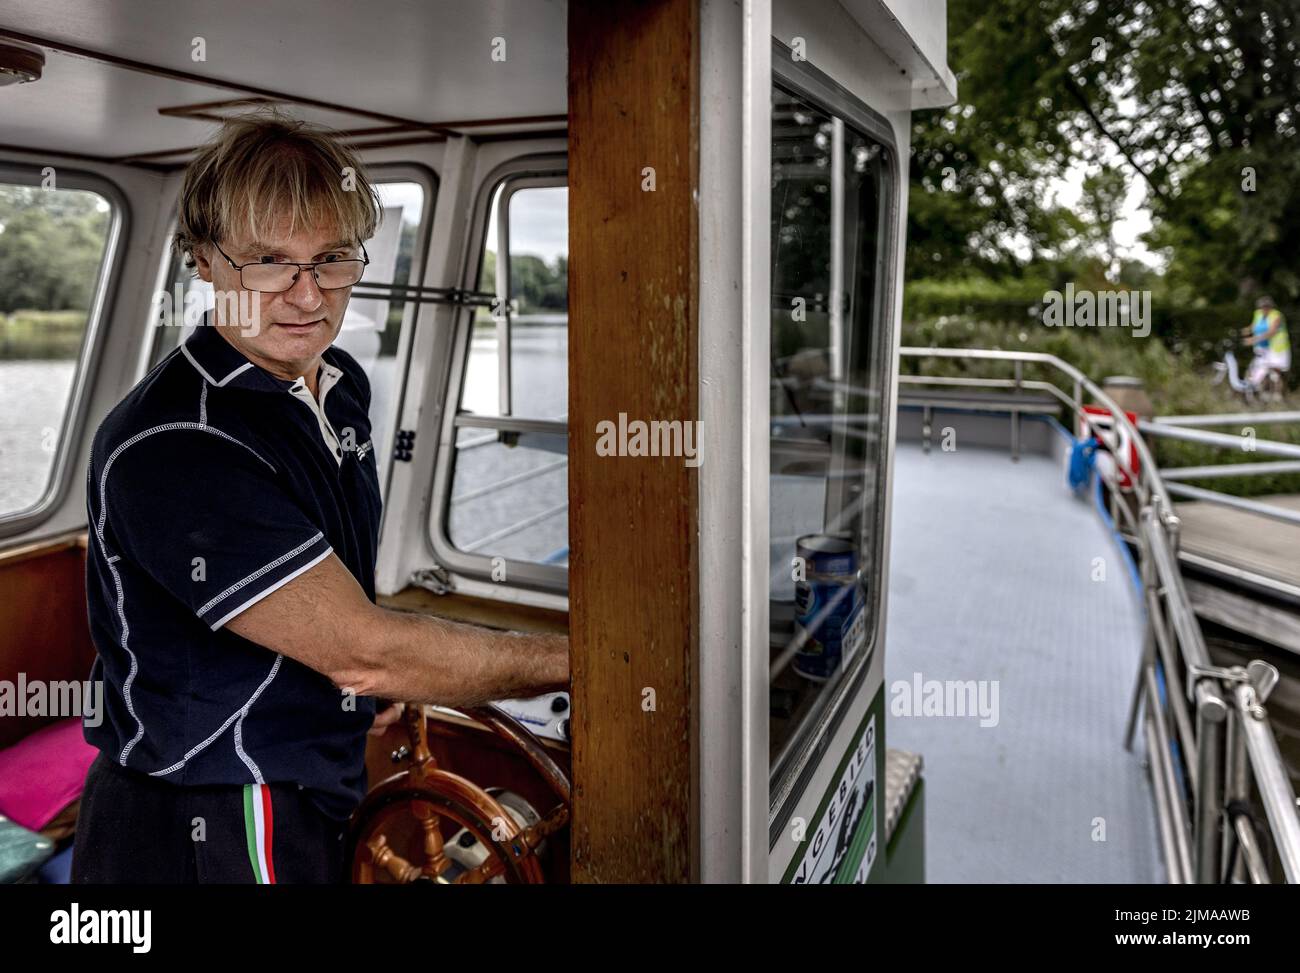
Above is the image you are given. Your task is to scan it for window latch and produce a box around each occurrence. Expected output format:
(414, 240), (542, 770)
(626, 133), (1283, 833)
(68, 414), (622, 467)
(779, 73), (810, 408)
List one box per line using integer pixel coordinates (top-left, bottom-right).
(393, 429), (416, 462)
(410, 566), (454, 596)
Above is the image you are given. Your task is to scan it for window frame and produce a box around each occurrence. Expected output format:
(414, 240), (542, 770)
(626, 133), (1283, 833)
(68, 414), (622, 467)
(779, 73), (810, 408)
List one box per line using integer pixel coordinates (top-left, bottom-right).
(428, 155), (569, 595)
(0, 163), (129, 539)
(339, 163), (439, 505)
(766, 43), (903, 838)
(491, 174), (568, 418)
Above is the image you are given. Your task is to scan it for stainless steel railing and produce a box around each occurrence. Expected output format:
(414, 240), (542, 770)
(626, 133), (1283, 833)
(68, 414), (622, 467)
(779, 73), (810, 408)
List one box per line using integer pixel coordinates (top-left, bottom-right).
(899, 346), (1300, 883)
(1136, 416), (1300, 529)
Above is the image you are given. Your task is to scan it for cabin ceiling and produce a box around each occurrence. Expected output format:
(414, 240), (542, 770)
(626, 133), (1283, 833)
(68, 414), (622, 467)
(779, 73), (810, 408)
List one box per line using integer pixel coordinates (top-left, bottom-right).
(0, 0), (568, 164)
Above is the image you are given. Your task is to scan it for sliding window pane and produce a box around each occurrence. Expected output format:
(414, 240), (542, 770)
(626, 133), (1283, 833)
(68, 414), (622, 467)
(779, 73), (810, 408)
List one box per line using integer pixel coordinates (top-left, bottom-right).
(769, 84), (891, 783)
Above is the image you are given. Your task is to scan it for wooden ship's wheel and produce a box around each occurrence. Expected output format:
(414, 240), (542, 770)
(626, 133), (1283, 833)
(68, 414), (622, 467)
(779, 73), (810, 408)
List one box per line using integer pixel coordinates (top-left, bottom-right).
(347, 703), (571, 884)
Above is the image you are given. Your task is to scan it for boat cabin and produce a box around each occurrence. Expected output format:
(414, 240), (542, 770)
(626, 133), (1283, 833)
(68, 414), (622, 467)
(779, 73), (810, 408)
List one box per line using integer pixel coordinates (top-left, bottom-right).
(3, 0), (1295, 888)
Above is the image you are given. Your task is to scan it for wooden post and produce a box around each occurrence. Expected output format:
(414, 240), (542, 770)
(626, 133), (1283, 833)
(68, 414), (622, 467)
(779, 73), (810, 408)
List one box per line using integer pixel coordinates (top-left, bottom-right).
(568, 0), (700, 882)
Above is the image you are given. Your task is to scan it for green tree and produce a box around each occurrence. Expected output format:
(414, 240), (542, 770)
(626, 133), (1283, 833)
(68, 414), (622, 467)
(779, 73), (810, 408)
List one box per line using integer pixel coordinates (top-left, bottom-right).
(909, 0), (1300, 309)
(0, 185), (110, 313)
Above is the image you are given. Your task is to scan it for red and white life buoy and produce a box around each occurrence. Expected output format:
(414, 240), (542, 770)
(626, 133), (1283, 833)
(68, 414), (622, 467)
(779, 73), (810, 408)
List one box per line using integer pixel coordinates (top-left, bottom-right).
(1080, 404), (1141, 490)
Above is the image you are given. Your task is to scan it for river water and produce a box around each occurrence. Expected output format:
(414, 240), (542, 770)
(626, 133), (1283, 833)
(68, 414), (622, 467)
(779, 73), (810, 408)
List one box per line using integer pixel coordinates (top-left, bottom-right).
(0, 359), (75, 514)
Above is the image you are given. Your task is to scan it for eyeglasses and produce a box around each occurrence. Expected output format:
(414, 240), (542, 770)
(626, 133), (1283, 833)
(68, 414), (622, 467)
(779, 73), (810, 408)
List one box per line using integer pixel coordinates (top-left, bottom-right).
(212, 240), (370, 293)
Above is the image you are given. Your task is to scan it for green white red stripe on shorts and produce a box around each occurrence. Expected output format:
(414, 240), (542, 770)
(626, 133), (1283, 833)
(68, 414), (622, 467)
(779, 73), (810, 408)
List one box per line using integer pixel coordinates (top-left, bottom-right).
(243, 783), (276, 884)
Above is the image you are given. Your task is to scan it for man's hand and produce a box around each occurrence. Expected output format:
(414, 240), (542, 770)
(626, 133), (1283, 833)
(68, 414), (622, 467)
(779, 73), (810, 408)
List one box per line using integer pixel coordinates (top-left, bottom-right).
(369, 701), (405, 737)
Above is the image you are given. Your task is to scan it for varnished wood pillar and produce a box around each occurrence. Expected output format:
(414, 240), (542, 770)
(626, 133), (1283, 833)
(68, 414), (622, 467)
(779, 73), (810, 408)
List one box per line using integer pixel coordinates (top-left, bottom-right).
(567, 0), (701, 882)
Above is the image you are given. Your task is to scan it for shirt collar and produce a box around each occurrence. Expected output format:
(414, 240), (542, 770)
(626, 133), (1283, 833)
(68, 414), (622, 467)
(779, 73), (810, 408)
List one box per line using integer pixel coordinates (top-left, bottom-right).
(287, 361), (344, 399)
(181, 312), (316, 395)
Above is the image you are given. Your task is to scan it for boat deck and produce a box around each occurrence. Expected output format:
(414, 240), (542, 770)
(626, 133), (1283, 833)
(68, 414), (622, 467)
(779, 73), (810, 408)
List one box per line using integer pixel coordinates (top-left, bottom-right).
(886, 441), (1164, 882)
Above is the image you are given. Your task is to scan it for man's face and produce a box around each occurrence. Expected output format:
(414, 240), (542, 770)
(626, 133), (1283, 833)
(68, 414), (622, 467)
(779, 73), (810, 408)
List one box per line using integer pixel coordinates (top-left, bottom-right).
(195, 218), (357, 380)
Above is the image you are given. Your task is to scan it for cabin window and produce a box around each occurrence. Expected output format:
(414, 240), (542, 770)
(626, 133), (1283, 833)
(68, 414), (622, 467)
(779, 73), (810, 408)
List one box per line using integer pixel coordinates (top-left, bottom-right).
(0, 174), (118, 525)
(145, 176), (428, 498)
(440, 175), (570, 577)
(768, 80), (894, 791)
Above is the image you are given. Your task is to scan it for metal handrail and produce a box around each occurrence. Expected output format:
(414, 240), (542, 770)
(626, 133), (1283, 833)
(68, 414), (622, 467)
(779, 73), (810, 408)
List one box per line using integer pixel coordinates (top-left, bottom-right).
(1163, 482), (1300, 527)
(1152, 411), (1300, 427)
(1138, 419), (1300, 459)
(899, 345), (1300, 883)
(900, 346), (1171, 512)
(1233, 680), (1300, 883)
(1163, 460), (1300, 481)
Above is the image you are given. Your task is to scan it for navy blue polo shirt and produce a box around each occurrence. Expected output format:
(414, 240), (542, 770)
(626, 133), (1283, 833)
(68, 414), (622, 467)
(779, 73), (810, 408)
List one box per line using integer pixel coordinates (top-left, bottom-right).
(84, 316), (383, 822)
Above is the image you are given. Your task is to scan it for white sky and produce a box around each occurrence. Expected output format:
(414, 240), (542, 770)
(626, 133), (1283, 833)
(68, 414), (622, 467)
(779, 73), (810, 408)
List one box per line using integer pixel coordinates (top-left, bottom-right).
(1047, 156), (1161, 271)
(377, 181), (425, 225)
(486, 184), (569, 264)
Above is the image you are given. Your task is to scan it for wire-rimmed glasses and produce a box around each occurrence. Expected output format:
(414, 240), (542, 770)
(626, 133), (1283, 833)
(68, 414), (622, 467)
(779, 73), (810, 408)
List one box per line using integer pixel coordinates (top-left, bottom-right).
(212, 240), (370, 293)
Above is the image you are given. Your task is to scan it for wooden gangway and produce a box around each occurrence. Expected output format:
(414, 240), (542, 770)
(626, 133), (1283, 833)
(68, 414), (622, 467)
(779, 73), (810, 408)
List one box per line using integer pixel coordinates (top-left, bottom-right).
(1169, 495), (1300, 654)
(1137, 414), (1300, 655)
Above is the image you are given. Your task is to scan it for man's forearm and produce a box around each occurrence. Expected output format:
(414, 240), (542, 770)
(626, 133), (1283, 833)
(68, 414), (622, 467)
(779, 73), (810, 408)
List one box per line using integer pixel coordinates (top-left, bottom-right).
(342, 607), (569, 708)
(222, 553), (567, 707)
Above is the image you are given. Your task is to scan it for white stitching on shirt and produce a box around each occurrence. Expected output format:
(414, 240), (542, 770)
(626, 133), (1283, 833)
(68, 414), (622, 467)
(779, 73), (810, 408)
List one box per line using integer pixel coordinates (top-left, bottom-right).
(199, 378), (208, 425)
(208, 546), (332, 631)
(95, 422), (277, 547)
(231, 654), (283, 782)
(181, 341), (253, 387)
(148, 653), (283, 780)
(93, 422), (277, 766)
(195, 531), (326, 618)
(109, 557), (147, 765)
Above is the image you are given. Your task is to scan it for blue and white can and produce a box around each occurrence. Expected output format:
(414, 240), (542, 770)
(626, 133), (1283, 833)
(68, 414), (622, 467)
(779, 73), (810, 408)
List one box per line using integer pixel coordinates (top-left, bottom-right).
(793, 534), (865, 682)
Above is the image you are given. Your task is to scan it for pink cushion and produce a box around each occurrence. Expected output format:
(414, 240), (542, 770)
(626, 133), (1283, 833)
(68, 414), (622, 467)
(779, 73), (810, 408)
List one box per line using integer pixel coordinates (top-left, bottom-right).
(0, 718), (98, 831)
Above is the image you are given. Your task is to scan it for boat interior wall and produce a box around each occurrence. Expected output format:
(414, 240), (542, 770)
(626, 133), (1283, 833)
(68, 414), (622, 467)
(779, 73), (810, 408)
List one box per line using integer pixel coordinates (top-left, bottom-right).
(0, 534), (96, 750)
(0, 0), (567, 161)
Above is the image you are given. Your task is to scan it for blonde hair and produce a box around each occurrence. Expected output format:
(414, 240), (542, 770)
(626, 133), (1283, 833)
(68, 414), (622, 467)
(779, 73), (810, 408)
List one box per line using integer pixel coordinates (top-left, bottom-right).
(175, 111), (381, 268)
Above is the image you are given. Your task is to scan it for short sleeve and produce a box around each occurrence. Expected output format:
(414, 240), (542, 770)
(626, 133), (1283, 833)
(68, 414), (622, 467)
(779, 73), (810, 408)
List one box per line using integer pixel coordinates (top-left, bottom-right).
(101, 427), (333, 630)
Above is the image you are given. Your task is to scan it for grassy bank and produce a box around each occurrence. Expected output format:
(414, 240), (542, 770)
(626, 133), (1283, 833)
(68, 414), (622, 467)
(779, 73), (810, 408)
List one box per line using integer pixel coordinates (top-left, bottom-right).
(0, 310), (88, 360)
(901, 316), (1300, 498)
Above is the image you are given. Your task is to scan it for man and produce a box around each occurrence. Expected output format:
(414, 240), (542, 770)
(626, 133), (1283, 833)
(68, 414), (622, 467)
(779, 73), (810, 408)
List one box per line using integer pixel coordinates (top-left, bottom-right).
(1240, 295), (1291, 400)
(71, 114), (569, 884)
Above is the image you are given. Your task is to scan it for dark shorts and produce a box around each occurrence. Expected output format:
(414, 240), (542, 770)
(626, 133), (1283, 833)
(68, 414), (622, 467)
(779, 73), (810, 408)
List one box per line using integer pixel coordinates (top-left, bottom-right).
(71, 752), (348, 884)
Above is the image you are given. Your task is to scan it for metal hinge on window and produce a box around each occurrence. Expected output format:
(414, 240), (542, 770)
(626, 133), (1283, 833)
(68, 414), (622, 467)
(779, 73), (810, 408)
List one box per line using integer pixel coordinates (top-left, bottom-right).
(393, 429), (416, 462)
(410, 565), (454, 596)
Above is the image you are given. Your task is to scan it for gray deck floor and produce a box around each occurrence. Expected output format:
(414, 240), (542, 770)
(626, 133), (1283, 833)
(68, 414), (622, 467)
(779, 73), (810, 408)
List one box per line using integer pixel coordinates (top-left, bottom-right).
(886, 442), (1164, 883)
